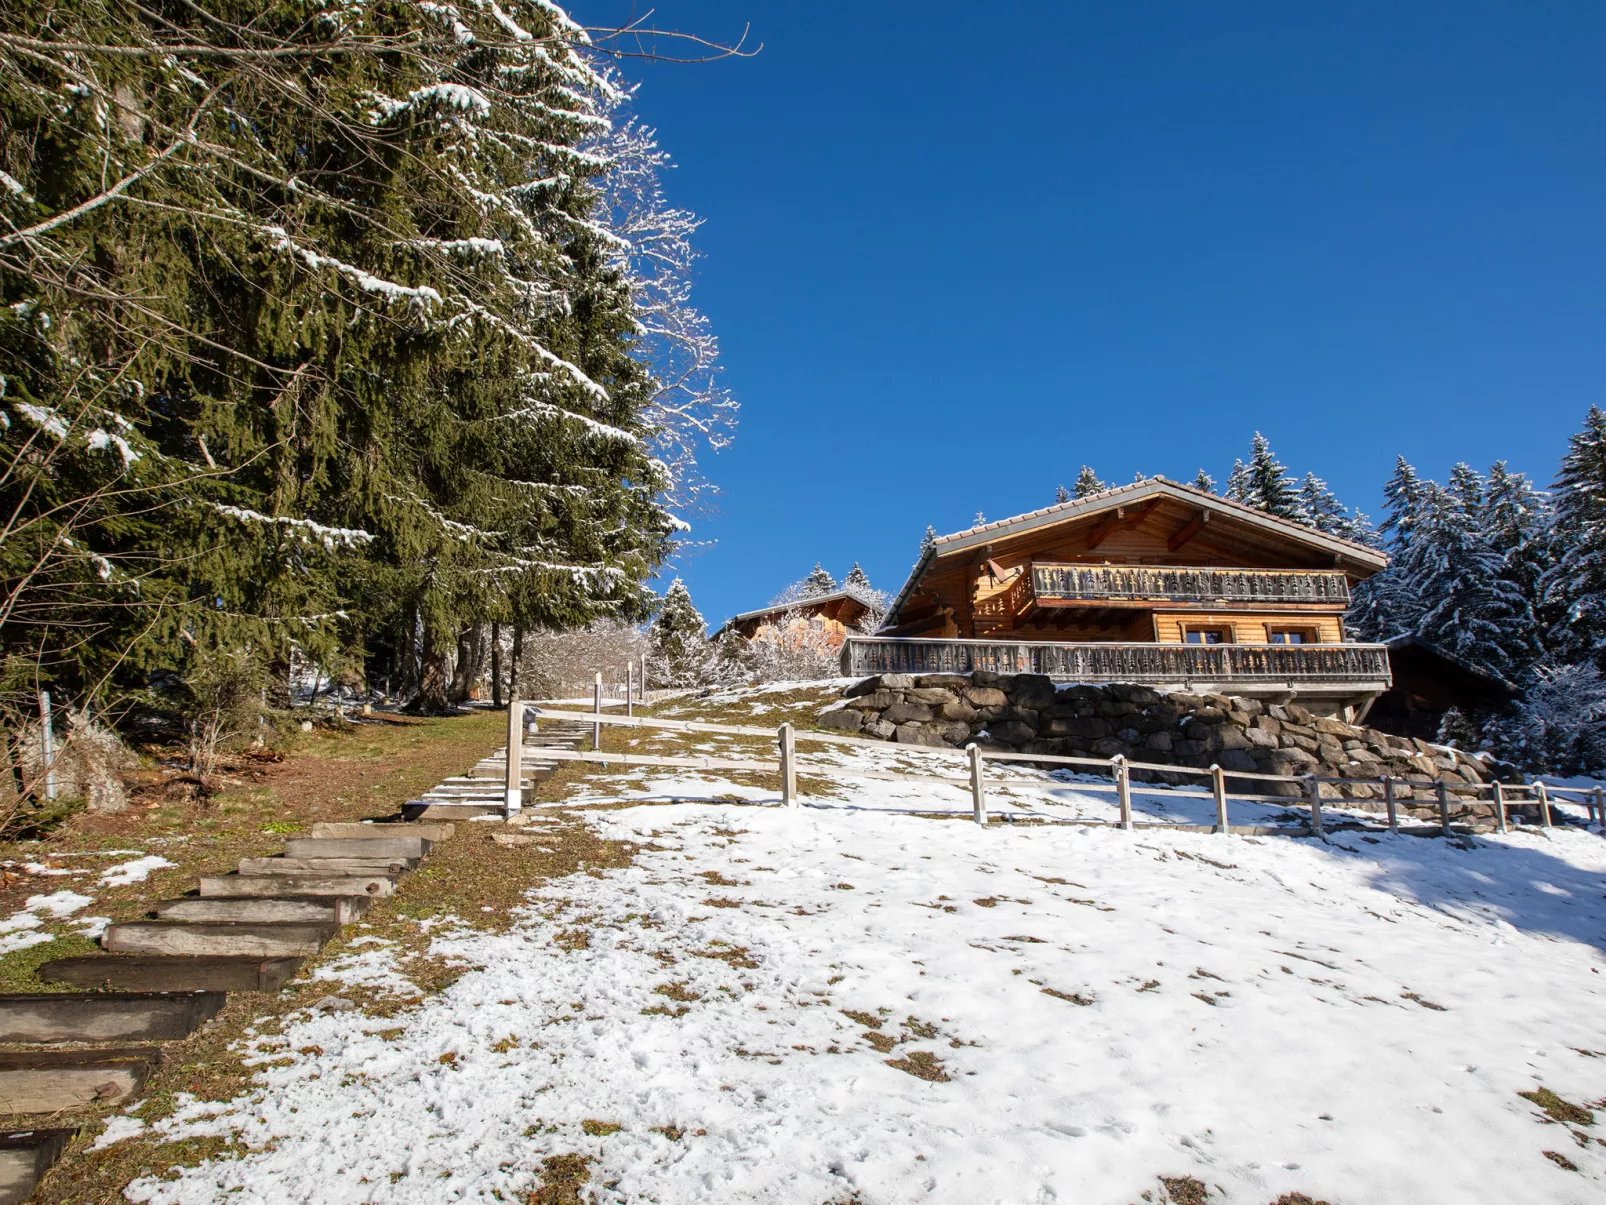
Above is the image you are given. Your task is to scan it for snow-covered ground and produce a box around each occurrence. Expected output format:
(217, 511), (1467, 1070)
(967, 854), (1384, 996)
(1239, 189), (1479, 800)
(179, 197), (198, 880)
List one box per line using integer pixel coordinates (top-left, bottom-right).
(105, 733), (1606, 1205)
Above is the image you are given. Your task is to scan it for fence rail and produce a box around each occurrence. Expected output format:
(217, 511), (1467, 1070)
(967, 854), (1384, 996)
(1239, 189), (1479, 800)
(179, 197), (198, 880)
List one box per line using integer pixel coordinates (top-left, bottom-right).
(1031, 563), (1351, 606)
(524, 704), (1605, 839)
(841, 637), (1392, 687)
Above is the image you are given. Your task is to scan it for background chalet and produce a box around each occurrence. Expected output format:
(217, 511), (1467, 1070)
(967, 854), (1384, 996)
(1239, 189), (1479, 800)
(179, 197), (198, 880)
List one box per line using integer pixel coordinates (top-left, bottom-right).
(849, 478), (1392, 719)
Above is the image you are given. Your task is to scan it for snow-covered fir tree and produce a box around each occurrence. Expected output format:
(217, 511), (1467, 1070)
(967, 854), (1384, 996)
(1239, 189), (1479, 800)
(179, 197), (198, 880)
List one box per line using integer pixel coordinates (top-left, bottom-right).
(1296, 474), (1347, 534)
(1540, 406), (1606, 667)
(1483, 460), (1553, 626)
(1224, 460), (1251, 505)
(1055, 484), (1071, 504)
(1192, 470), (1217, 493)
(1241, 433), (1301, 519)
(649, 579), (709, 686)
(919, 526), (938, 555)
(1073, 467), (1105, 498)
(1379, 457), (1428, 544)
(802, 564), (838, 597)
(842, 563), (874, 598)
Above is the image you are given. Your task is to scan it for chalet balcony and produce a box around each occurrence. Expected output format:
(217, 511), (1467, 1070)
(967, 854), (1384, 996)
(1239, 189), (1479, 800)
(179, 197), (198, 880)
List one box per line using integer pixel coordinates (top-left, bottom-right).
(841, 636), (1392, 695)
(1028, 563), (1350, 606)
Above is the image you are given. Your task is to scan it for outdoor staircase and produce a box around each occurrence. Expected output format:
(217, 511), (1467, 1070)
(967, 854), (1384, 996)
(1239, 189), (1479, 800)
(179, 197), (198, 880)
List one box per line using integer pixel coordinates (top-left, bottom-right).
(403, 716), (593, 819)
(0, 819), (456, 1202)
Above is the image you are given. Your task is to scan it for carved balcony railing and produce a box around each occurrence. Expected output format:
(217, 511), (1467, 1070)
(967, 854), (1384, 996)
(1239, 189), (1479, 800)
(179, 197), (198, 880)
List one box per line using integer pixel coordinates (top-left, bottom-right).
(842, 637), (1391, 688)
(1028, 563), (1351, 607)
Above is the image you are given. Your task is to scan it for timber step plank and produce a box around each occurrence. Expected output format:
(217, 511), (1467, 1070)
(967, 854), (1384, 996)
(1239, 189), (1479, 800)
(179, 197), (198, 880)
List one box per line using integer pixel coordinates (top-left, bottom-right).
(0, 1047), (161, 1114)
(198, 873), (395, 899)
(236, 856), (415, 876)
(308, 821), (454, 841)
(152, 896), (370, 926)
(0, 1128), (74, 1205)
(0, 992), (224, 1045)
(283, 836), (431, 861)
(37, 956), (303, 994)
(103, 921), (337, 959)
(402, 801), (503, 819)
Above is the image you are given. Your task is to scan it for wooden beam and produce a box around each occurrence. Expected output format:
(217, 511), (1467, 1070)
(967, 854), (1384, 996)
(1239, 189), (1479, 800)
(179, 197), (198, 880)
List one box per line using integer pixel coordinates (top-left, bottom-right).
(1167, 509), (1209, 552)
(1085, 499), (1160, 550)
(985, 558), (1011, 583)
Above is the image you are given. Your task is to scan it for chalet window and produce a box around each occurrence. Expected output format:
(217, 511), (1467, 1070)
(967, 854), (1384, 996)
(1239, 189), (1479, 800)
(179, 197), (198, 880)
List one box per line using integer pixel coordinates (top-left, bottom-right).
(1185, 627), (1230, 645)
(1268, 628), (1316, 645)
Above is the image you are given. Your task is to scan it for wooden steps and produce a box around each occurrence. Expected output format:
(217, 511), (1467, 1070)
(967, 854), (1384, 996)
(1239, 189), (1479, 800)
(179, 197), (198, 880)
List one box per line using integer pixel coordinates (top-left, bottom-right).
(0, 1047), (161, 1113)
(0, 992), (224, 1044)
(0, 1129), (74, 1205)
(38, 956), (303, 994)
(153, 896), (370, 925)
(103, 921), (337, 959)
(198, 873), (396, 899)
(7, 744), (490, 1198)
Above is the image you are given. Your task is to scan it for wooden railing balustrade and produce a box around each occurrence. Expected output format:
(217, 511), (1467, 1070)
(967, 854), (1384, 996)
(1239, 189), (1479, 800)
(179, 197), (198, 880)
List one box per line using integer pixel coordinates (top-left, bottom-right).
(1028, 563), (1351, 606)
(842, 636), (1391, 686)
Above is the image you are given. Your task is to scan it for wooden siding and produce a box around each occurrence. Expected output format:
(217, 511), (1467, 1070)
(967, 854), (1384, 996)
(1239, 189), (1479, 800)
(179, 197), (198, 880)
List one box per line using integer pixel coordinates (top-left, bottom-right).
(1151, 612), (1344, 645)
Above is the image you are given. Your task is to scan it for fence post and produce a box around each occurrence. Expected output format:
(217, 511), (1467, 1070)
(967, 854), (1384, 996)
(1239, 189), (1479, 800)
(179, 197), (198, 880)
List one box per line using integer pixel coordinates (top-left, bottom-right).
(1382, 775), (1398, 834)
(778, 723), (797, 808)
(37, 690), (57, 801)
(1536, 780), (1552, 828)
(504, 698), (523, 814)
(968, 744), (987, 827)
(1492, 780), (1507, 834)
(1210, 764), (1228, 834)
(1435, 780), (1452, 837)
(592, 672), (603, 750)
(639, 654), (647, 700)
(626, 663), (634, 718)
(1305, 775), (1324, 837)
(1596, 785), (1605, 834)
(1114, 756), (1133, 831)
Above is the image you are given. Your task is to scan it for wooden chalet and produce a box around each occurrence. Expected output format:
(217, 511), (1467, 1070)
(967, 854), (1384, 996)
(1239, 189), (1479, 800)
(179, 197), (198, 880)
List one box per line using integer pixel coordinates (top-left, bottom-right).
(846, 478), (1394, 717)
(713, 590), (874, 651)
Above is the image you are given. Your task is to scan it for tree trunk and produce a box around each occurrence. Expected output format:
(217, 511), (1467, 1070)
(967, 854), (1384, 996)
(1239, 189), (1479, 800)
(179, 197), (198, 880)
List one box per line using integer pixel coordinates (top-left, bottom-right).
(509, 626), (524, 700)
(405, 628), (453, 715)
(490, 622), (503, 709)
(448, 622), (487, 704)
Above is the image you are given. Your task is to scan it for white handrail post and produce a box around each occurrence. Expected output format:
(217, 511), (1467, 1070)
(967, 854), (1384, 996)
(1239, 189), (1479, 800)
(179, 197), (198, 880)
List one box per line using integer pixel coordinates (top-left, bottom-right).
(1536, 780), (1552, 828)
(592, 672), (603, 751)
(1435, 780), (1452, 837)
(1382, 775), (1398, 834)
(1492, 780), (1507, 834)
(626, 663), (634, 718)
(38, 690), (57, 801)
(778, 723), (797, 808)
(504, 698), (523, 814)
(1114, 755), (1133, 831)
(1210, 763), (1227, 834)
(1595, 785), (1605, 833)
(1305, 774), (1324, 837)
(968, 743), (987, 827)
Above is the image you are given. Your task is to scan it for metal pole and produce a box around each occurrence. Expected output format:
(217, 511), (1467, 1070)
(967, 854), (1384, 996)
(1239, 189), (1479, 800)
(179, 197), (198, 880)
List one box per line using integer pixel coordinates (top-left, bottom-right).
(1492, 780), (1507, 834)
(37, 690), (57, 801)
(1536, 780), (1552, 828)
(969, 744), (987, 827)
(778, 723), (797, 808)
(1436, 780), (1451, 837)
(504, 698), (523, 814)
(626, 663), (634, 718)
(1382, 775), (1398, 834)
(592, 672), (603, 750)
(1305, 774), (1324, 837)
(1114, 756), (1133, 831)
(1210, 764), (1228, 834)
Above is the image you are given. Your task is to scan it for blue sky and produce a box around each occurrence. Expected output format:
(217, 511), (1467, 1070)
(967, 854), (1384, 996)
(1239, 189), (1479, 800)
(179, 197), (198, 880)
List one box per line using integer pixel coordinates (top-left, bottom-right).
(577, 1), (1606, 627)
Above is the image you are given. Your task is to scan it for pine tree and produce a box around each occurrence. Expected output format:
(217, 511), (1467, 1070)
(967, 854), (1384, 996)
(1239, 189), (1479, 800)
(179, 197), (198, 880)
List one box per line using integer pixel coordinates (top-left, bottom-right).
(843, 563), (873, 596)
(1379, 457), (1427, 544)
(649, 579), (709, 686)
(801, 564), (838, 597)
(1398, 482), (1540, 678)
(919, 526), (938, 554)
(1242, 433), (1301, 519)
(1483, 460), (1553, 624)
(1192, 470), (1217, 494)
(1297, 473), (1347, 534)
(1541, 406), (1606, 666)
(1224, 460), (1251, 505)
(1073, 466), (1105, 498)
(1054, 484), (1071, 504)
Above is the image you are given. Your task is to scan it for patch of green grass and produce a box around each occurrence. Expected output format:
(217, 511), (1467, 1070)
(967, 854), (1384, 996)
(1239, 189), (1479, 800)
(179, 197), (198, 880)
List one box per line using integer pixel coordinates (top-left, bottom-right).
(1520, 1087), (1595, 1127)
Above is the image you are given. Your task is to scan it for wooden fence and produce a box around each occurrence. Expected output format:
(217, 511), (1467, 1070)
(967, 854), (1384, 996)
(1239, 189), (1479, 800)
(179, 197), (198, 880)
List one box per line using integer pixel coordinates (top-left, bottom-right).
(518, 702), (1606, 839)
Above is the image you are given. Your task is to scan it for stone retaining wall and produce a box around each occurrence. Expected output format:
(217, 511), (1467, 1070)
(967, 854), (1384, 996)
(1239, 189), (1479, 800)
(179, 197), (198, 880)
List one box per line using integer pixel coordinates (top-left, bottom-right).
(819, 671), (1519, 816)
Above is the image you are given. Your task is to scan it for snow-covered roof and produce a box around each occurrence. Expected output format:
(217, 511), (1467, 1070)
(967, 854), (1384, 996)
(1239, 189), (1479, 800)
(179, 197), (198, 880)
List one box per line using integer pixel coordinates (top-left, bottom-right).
(884, 477), (1390, 626)
(712, 590), (872, 638)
